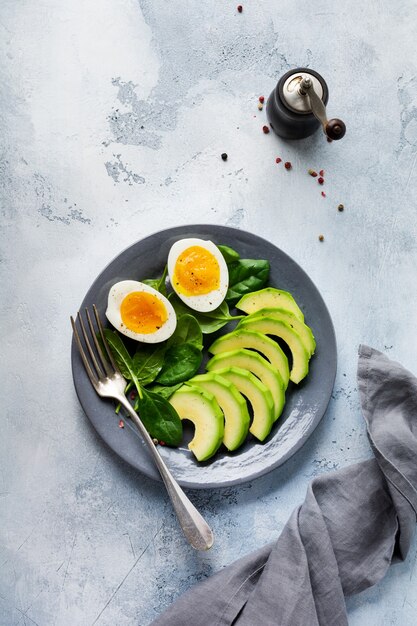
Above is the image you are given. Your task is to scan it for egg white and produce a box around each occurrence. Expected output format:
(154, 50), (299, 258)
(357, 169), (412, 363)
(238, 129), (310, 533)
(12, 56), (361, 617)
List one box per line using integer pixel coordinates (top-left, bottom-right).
(167, 238), (229, 312)
(106, 280), (177, 343)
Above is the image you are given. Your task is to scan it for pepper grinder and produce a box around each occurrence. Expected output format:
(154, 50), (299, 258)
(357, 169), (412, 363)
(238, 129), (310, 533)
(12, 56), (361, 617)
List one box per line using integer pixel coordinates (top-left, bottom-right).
(266, 68), (346, 141)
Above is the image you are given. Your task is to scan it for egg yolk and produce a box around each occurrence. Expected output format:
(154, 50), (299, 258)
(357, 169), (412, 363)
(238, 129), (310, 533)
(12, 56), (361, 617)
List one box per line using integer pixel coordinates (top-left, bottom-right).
(173, 246), (220, 296)
(120, 291), (168, 334)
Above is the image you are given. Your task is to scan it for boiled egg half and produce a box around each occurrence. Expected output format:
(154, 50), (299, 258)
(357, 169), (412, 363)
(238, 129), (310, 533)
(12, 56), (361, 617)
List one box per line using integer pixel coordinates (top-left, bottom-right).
(106, 280), (176, 343)
(167, 238), (229, 312)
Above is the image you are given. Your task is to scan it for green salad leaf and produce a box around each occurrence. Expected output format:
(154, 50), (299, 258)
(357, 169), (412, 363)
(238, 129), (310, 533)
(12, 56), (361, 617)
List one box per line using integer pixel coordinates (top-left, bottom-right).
(135, 388), (183, 446)
(226, 259), (270, 306)
(103, 329), (183, 444)
(156, 343), (202, 385)
(169, 294), (242, 334)
(142, 265), (168, 295)
(147, 382), (183, 400)
(168, 313), (203, 350)
(103, 329), (142, 394)
(217, 244), (240, 264)
(132, 343), (166, 386)
(104, 329), (166, 388)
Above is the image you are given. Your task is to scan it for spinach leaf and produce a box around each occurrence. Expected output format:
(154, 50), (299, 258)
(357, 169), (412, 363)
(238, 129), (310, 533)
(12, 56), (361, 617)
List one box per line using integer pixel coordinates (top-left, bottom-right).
(168, 313), (203, 350)
(103, 329), (141, 393)
(102, 329), (182, 445)
(169, 294), (242, 334)
(147, 383), (183, 400)
(135, 388), (183, 446)
(226, 259), (270, 306)
(193, 300), (236, 333)
(167, 293), (192, 318)
(103, 329), (166, 389)
(156, 343), (202, 385)
(142, 265), (168, 295)
(217, 244), (240, 264)
(132, 343), (166, 386)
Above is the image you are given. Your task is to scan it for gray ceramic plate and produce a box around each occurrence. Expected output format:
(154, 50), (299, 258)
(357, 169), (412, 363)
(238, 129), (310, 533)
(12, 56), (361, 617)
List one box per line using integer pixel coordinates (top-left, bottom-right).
(71, 225), (337, 488)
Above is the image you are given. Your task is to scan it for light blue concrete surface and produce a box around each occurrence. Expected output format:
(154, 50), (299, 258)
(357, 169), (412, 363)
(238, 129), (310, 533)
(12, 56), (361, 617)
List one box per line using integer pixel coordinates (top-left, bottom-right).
(1, 0), (417, 624)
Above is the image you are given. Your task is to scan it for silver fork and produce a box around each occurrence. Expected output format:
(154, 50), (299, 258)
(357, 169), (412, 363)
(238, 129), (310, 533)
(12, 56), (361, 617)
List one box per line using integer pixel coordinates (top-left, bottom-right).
(71, 305), (214, 551)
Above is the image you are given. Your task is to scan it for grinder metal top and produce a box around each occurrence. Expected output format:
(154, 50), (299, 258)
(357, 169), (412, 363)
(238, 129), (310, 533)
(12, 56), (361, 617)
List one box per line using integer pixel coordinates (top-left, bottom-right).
(266, 68), (346, 141)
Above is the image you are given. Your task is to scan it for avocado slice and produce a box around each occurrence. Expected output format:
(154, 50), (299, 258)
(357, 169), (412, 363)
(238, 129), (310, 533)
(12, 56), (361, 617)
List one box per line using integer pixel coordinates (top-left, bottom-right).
(188, 373), (250, 451)
(209, 329), (290, 389)
(238, 316), (310, 384)
(239, 308), (315, 356)
(210, 366), (274, 441)
(169, 385), (224, 461)
(236, 287), (304, 321)
(207, 349), (285, 421)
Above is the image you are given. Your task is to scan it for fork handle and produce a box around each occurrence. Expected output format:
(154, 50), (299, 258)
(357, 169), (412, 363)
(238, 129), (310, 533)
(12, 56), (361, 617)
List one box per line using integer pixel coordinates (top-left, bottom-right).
(119, 397), (214, 551)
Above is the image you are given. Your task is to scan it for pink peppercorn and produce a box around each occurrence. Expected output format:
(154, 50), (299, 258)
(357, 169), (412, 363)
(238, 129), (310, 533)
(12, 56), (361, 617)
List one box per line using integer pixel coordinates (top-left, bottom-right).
(118, 419), (124, 429)
(259, 95), (265, 103)
(284, 161), (292, 170)
(319, 169), (324, 177)
(318, 177), (324, 185)
(262, 125), (269, 134)
(237, 5), (243, 12)
(275, 157), (282, 164)
(321, 191), (326, 197)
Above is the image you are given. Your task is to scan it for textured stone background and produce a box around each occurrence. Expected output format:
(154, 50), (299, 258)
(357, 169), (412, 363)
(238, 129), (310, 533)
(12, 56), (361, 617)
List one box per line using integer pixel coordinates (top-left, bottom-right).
(1, 0), (417, 624)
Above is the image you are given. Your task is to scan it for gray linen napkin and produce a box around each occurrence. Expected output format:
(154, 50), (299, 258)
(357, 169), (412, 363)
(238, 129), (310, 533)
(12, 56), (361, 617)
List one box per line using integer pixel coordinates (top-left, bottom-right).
(151, 345), (417, 626)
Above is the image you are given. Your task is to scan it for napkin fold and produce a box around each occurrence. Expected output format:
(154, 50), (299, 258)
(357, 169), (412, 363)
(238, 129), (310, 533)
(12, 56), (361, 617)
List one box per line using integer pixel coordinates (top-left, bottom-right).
(151, 345), (417, 626)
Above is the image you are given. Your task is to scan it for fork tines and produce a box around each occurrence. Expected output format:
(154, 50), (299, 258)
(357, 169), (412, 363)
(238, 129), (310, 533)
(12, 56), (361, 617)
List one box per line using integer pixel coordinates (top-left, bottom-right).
(71, 305), (119, 388)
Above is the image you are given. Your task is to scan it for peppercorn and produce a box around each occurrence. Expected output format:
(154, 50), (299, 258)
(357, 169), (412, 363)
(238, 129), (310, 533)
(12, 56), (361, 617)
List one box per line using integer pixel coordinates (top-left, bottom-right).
(237, 5), (243, 12)
(221, 153), (228, 161)
(275, 157), (282, 164)
(338, 203), (344, 212)
(318, 177), (324, 185)
(308, 169), (318, 177)
(319, 169), (324, 177)
(284, 161), (292, 170)
(262, 125), (269, 134)
(318, 235), (324, 242)
(259, 95), (265, 103)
